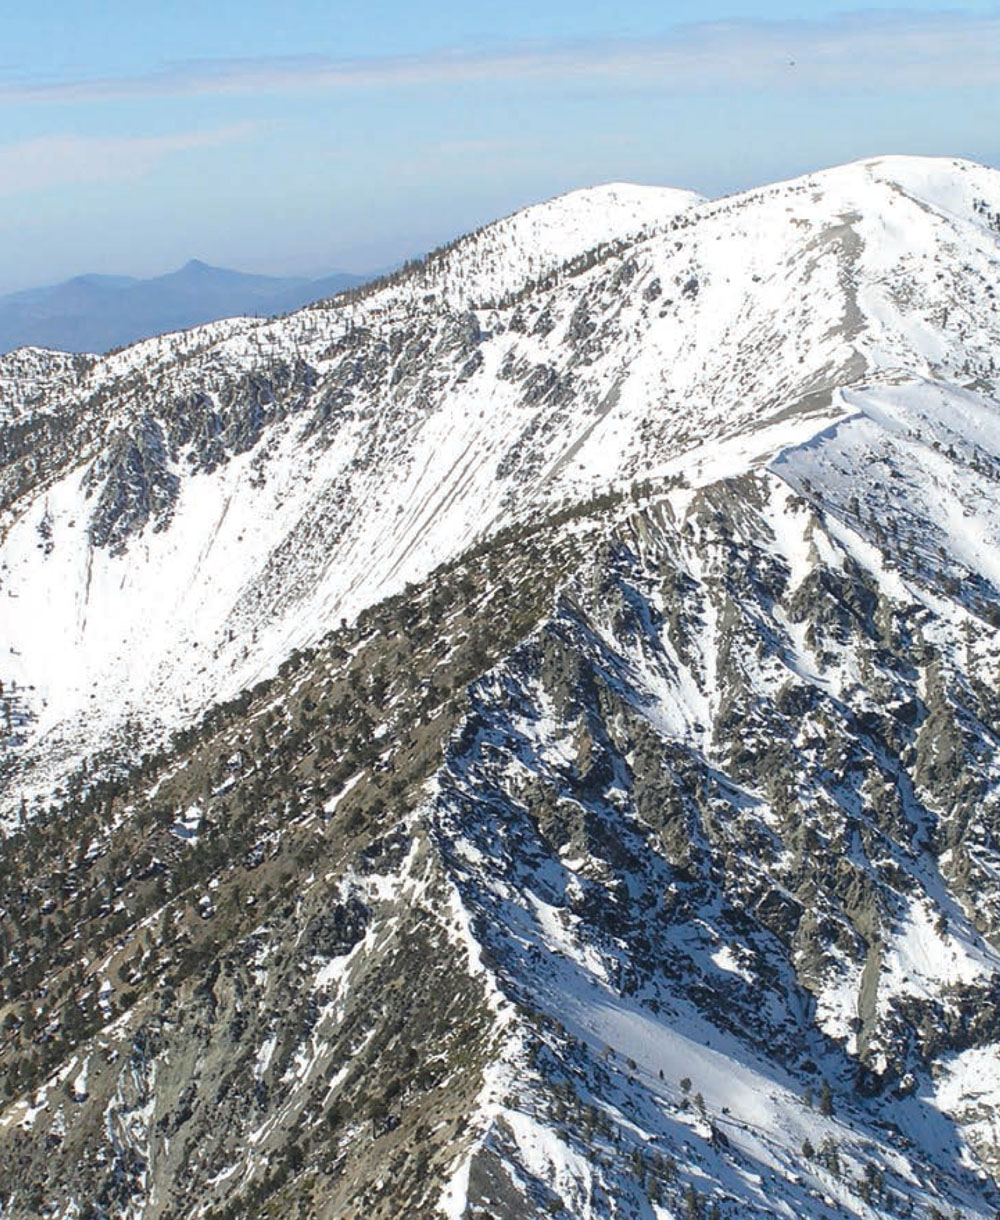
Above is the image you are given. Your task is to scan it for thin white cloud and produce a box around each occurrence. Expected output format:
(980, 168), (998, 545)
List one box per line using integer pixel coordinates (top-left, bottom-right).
(2, 12), (1000, 103)
(0, 123), (261, 195)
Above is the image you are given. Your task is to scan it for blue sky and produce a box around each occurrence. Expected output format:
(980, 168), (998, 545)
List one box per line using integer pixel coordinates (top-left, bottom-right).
(1, 2), (999, 291)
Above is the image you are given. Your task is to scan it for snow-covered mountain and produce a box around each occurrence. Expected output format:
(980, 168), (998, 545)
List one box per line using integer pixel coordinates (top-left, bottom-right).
(0, 179), (703, 798)
(3, 155), (1000, 1219)
(3, 157), (998, 803)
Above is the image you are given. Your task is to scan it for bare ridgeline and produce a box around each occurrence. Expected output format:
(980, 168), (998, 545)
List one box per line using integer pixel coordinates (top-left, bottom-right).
(3, 157), (1000, 1219)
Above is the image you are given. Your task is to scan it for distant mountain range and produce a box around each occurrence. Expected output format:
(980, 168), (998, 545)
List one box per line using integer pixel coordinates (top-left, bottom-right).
(0, 259), (369, 354)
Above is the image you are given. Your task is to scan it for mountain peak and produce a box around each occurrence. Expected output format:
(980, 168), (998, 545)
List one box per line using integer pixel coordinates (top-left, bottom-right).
(748, 153), (1000, 224)
(178, 257), (216, 273)
(5, 155), (1000, 1220)
(4, 149), (998, 787)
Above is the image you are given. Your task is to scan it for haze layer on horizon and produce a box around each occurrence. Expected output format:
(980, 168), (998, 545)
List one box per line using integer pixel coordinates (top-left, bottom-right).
(1, 0), (998, 293)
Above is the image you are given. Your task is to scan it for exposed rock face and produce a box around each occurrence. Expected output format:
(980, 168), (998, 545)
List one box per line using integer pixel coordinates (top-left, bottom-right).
(4, 157), (1000, 1218)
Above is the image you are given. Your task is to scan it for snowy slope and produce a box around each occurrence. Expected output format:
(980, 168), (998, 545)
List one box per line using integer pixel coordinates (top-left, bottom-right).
(0, 346), (93, 425)
(426, 454), (1000, 1219)
(383, 180), (705, 307)
(1, 155), (999, 809)
(9, 457), (1000, 1219)
(6, 155), (1000, 1220)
